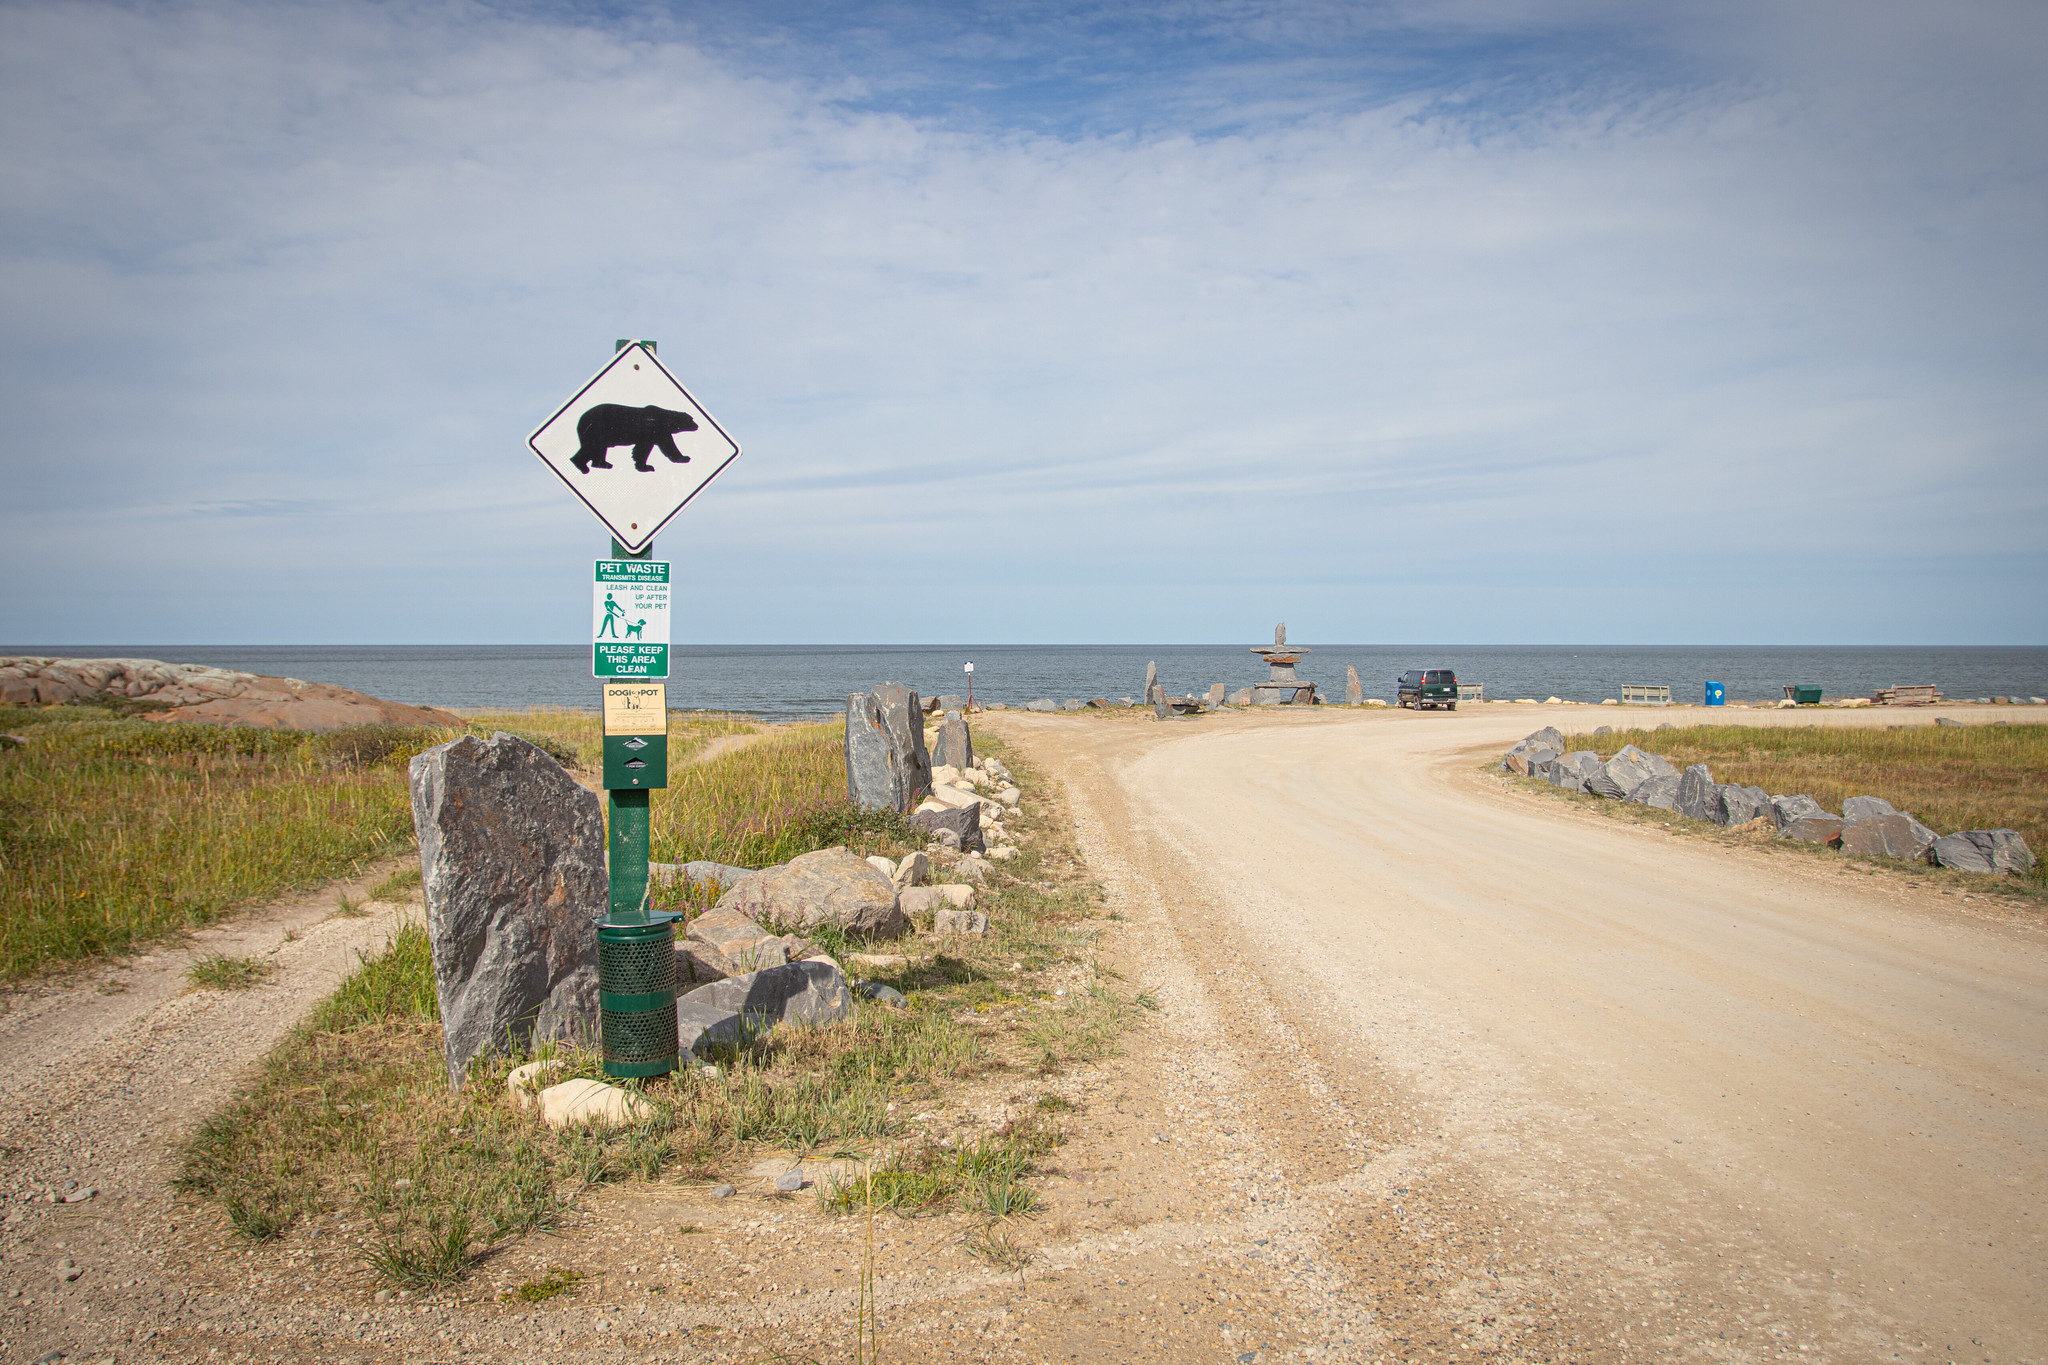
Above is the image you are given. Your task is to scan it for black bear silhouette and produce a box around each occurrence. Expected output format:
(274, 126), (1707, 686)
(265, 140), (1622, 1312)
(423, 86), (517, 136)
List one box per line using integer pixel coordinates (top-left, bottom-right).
(571, 404), (700, 473)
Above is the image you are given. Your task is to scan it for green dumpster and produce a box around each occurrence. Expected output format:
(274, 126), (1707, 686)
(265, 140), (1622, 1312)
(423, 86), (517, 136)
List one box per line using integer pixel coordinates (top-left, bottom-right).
(1791, 684), (1823, 705)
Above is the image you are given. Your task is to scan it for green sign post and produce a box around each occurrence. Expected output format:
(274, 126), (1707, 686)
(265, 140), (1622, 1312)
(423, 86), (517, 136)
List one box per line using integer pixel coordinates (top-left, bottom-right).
(525, 337), (742, 1080)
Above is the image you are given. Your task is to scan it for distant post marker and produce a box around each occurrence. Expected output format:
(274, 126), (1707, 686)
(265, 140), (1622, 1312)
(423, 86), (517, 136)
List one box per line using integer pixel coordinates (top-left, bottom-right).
(964, 660), (973, 711)
(530, 339), (743, 1079)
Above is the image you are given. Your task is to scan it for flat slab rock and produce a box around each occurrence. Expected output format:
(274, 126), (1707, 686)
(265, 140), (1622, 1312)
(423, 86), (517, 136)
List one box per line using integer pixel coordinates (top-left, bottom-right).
(1779, 814), (1845, 845)
(1839, 813), (1937, 860)
(676, 960), (854, 1056)
(715, 845), (910, 938)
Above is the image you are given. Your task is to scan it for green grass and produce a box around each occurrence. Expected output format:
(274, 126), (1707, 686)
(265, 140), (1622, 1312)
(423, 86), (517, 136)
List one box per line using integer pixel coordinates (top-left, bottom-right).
(0, 708), (446, 979)
(0, 704), (762, 981)
(186, 952), (276, 992)
(648, 723), (917, 873)
(506, 1267), (585, 1303)
(174, 723), (1140, 1290)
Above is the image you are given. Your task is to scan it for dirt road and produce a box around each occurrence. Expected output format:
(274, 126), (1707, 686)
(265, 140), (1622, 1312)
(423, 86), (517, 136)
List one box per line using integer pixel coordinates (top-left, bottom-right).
(3, 703), (2041, 1364)
(1005, 703), (2047, 1363)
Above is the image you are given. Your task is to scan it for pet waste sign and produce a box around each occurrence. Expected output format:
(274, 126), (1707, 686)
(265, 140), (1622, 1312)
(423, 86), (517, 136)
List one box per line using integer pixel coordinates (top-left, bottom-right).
(592, 559), (670, 678)
(528, 342), (741, 554)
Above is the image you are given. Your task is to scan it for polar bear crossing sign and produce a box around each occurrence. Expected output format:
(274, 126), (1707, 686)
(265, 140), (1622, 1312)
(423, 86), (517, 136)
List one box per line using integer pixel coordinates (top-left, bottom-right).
(528, 342), (741, 553)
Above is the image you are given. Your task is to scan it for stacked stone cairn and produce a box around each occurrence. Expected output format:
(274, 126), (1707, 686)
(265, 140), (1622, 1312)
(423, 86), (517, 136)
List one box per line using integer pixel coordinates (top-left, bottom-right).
(1500, 727), (2036, 876)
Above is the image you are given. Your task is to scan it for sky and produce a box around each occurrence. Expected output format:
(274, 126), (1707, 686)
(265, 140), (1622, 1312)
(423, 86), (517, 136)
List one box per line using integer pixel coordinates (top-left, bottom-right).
(2, 0), (2044, 646)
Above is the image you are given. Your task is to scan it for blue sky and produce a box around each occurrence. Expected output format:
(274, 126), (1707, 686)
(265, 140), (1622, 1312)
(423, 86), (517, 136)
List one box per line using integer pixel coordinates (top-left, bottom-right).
(2, 0), (2043, 645)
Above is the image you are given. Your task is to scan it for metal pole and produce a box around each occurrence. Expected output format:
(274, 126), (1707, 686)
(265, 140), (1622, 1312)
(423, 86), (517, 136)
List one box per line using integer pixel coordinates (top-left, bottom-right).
(607, 532), (653, 925)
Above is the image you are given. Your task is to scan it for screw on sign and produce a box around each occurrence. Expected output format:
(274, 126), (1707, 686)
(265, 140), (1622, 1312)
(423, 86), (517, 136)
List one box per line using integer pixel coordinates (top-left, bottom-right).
(528, 339), (743, 1079)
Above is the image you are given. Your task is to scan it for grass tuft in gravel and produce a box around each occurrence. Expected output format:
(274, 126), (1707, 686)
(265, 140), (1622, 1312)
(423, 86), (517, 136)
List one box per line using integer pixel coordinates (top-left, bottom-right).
(185, 952), (276, 992)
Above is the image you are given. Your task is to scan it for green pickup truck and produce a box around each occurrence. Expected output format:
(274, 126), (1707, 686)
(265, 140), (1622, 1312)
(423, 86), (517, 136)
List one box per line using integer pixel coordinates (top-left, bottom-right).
(1397, 668), (1459, 710)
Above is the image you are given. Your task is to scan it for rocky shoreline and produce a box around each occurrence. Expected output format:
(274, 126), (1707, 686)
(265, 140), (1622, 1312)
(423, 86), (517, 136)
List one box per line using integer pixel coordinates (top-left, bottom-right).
(0, 656), (463, 730)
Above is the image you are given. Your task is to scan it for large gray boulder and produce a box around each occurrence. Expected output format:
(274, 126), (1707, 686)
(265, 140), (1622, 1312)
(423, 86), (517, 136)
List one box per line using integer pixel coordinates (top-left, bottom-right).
(1024, 699), (1058, 713)
(1929, 830), (2035, 876)
(1675, 764), (1725, 823)
(911, 803), (984, 854)
(1840, 813), (1938, 861)
(1719, 785), (1772, 826)
(1841, 796), (1897, 824)
(845, 691), (901, 812)
(873, 682), (932, 808)
(1779, 815), (1845, 845)
(409, 733), (603, 1088)
(1770, 794), (1828, 830)
(1584, 766), (1627, 800)
(1345, 666), (1364, 706)
(1547, 763), (1587, 793)
(715, 846), (910, 939)
(845, 684), (932, 812)
(1144, 661), (1163, 706)
(933, 710), (974, 770)
(1627, 773), (1682, 810)
(1604, 744), (1672, 797)
(675, 960), (853, 1056)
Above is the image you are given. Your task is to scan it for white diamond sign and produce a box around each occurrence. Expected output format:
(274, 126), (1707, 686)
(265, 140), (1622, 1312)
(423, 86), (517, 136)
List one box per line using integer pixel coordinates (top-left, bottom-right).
(528, 343), (740, 553)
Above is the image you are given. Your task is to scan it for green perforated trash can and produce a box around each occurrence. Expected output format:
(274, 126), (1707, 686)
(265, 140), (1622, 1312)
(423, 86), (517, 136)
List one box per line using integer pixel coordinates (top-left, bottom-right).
(596, 912), (680, 1078)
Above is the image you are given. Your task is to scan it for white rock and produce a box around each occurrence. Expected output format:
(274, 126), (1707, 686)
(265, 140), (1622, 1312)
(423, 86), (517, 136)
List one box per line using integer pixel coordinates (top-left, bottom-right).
(997, 787), (1021, 808)
(989, 846), (1020, 861)
(538, 1078), (651, 1130)
(930, 764), (963, 787)
(865, 855), (897, 878)
(934, 909), (987, 936)
(934, 884), (976, 909)
(892, 851), (929, 889)
(506, 1059), (568, 1111)
(963, 767), (989, 787)
(926, 784), (981, 811)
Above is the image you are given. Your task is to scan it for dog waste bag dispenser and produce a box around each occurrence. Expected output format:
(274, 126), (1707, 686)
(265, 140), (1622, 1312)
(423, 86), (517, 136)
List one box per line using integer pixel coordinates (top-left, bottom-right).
(598, 679), (679, 1078)
(1704, 680), (1726, 707)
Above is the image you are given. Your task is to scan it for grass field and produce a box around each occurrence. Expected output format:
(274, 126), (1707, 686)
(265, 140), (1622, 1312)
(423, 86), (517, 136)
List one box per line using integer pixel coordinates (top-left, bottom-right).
(176, 726), (1132, 1288)
(0, 704), (757, 980)
(1558, 721), (2048, 889)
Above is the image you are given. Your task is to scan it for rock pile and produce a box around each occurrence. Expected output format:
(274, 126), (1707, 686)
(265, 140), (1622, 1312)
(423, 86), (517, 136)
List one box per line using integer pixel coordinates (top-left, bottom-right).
(1, 655), (463, 730)
(914, 752), (1023, 862)
(1501, 728), (2036, 876)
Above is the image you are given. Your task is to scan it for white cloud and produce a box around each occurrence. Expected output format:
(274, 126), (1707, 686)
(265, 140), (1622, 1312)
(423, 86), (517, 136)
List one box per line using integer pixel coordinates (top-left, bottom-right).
(0, 0), (2042, 645)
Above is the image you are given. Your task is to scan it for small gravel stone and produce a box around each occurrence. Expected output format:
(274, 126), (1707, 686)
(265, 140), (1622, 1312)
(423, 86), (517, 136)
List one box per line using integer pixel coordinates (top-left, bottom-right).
(775, 1170), (804, 1193)
(712, 1183), (736, 1199)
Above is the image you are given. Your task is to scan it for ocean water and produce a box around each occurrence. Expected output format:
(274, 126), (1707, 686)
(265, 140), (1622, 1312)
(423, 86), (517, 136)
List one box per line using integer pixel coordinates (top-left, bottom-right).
(7, 644), (2046, 719)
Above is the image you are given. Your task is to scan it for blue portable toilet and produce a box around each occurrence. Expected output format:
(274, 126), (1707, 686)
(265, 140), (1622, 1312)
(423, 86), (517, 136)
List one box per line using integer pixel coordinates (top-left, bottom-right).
(1704, 680), (1726, 706)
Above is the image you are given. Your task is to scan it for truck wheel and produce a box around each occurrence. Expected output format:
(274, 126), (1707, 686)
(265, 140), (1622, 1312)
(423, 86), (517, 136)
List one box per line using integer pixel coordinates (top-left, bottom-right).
(1449, 702), (1457, 711)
